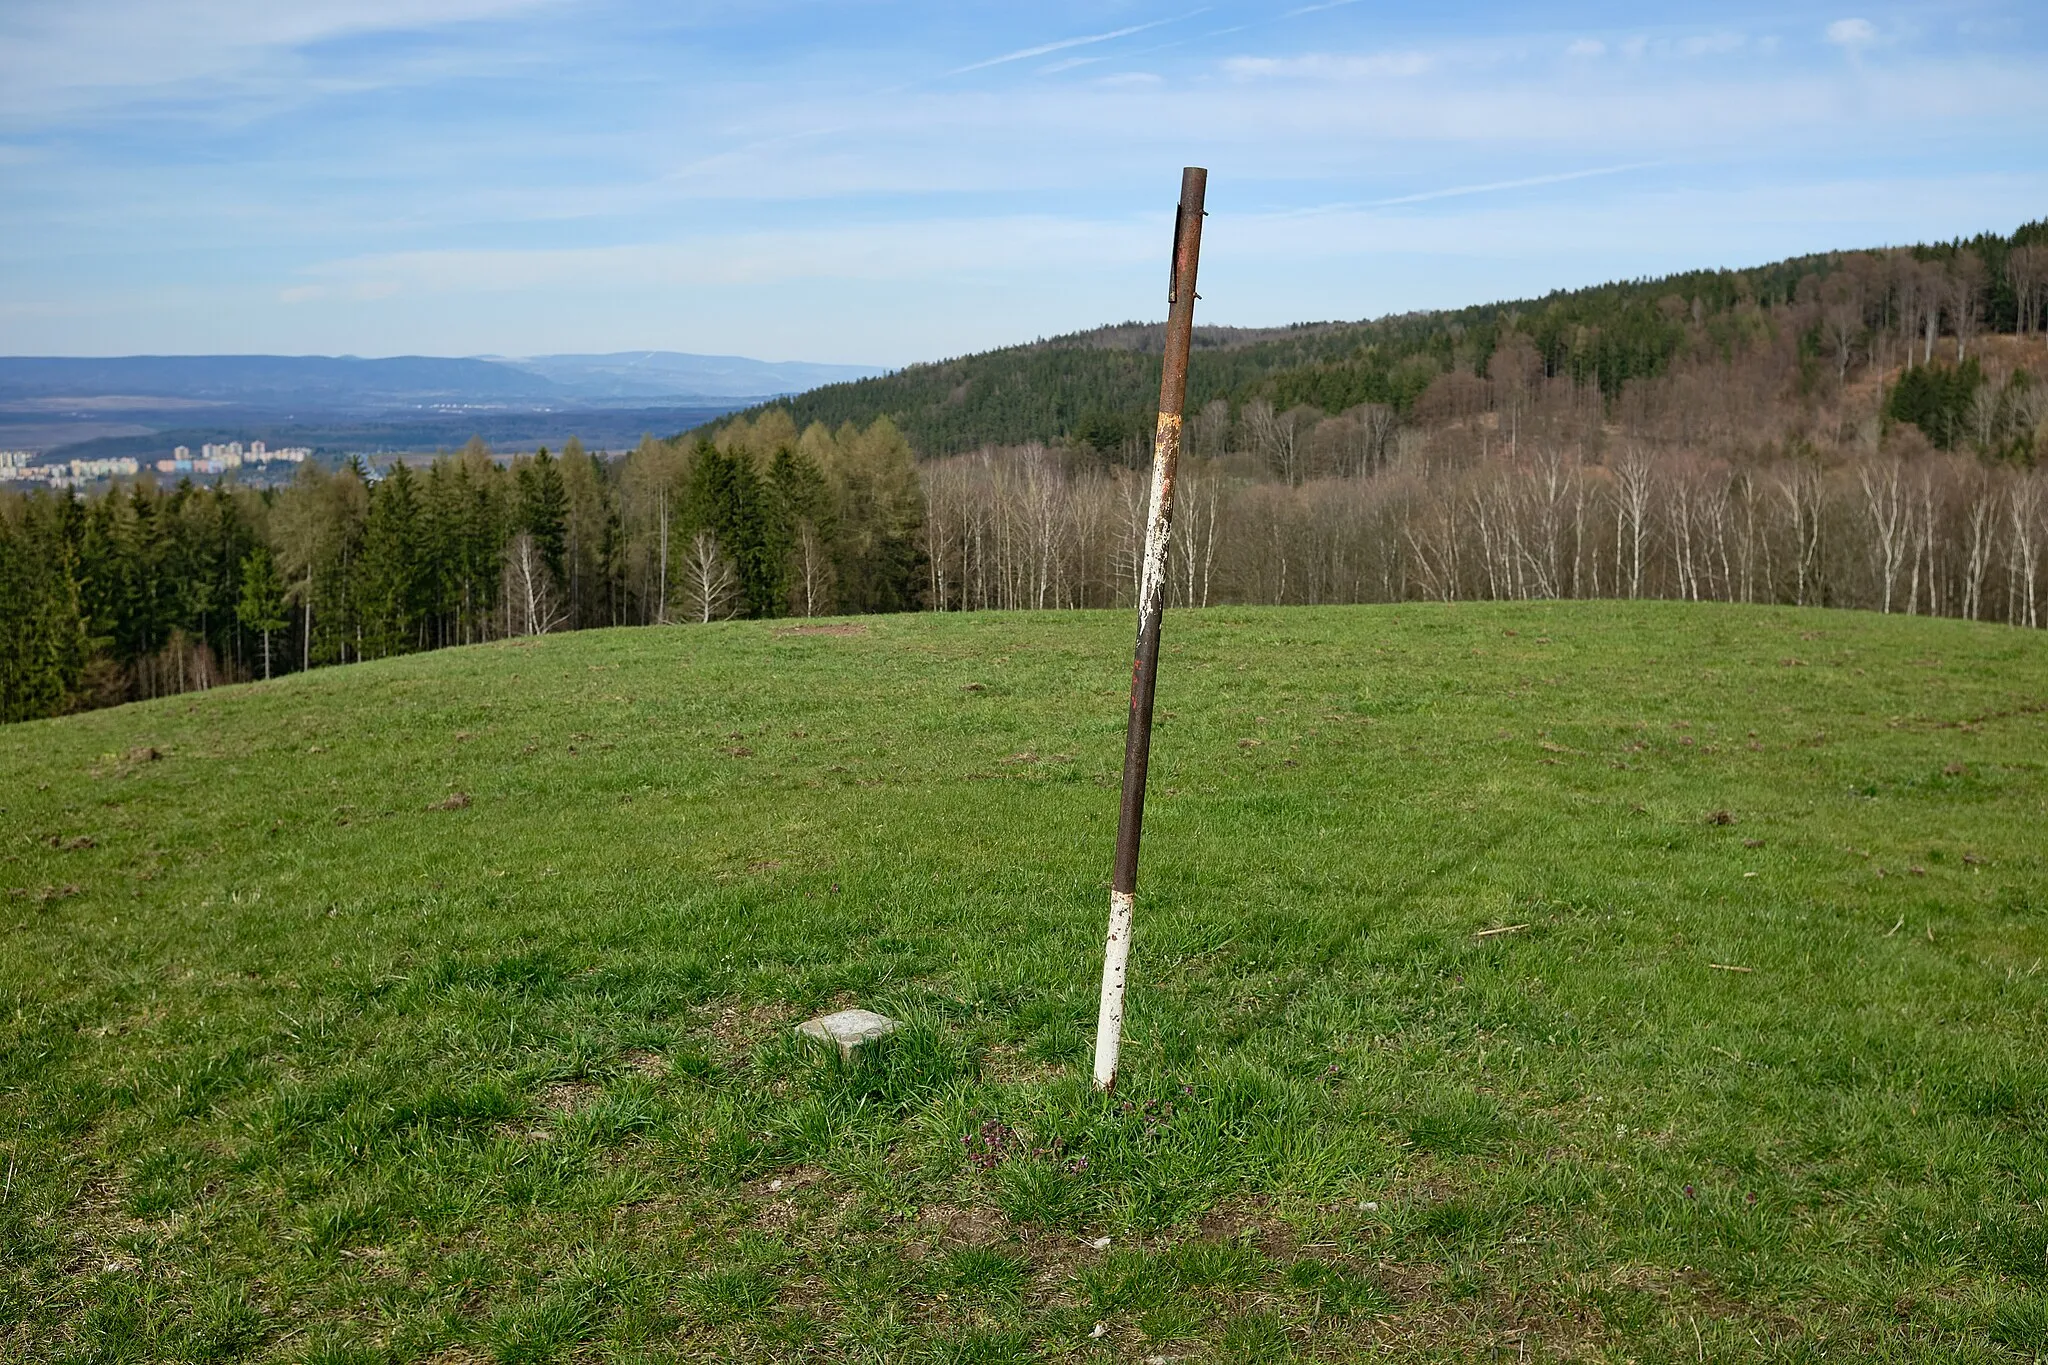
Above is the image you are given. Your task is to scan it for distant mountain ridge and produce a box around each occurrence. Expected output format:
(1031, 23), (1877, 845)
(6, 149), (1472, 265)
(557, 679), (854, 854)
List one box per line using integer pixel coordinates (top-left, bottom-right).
(501, 352), (886, 401)
(0, 351), (887, 412)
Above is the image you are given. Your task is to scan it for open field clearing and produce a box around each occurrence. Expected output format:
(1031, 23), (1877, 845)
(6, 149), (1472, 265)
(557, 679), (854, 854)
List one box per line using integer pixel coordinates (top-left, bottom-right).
(3, 602), (2046, 1362)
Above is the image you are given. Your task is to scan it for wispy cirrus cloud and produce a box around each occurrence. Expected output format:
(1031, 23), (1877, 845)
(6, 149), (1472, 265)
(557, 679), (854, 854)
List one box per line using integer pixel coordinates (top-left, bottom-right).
(0, 0), (559, 120)
(943, 12), (1202, 77)
(2, 1), (2044, 360)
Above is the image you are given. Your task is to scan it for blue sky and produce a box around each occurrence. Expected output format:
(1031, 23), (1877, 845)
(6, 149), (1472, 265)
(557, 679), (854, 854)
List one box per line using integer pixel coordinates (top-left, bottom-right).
(1, 1), (2043, 365)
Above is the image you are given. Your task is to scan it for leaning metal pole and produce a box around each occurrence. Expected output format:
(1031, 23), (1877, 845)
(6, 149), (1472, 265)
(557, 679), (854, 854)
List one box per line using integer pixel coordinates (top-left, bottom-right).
(1092, 166), (1208, 1093)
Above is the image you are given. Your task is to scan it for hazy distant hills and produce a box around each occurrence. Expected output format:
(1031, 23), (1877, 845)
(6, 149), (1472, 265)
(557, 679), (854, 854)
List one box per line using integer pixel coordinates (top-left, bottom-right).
(500, 352), (886, 401)
(0, 350), (887, 460)
(0, 351), (886, 413)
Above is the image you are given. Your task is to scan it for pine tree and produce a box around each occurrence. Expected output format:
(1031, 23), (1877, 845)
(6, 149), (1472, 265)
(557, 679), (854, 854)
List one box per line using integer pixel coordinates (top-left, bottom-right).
(452, 439), (507, 644)
(560, 438), (622, 629)
(768, 444), (835, 616)
(237, 547), (289, 680)
(516, 447), (570, 586)
(357, 460), (425, 657)
(682, 440), (783, 617)
(311, 461), (371, 666)
(0, 498), (89, 722)
(116, 483), (171, 671)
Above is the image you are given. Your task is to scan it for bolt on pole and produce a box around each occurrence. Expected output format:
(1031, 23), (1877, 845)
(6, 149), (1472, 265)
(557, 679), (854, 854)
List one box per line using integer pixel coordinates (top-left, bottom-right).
(1092, 166), (1207, 1094)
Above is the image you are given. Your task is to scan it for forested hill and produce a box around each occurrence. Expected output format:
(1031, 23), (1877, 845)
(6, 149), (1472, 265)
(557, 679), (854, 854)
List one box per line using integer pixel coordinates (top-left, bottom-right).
(713, 220), (2048, 458)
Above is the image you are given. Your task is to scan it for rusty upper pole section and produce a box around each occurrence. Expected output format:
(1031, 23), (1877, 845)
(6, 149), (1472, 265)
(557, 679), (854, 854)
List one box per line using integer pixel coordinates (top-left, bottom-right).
(1093, 166), (1206, 1093)
(1113, 165), (1205, 896)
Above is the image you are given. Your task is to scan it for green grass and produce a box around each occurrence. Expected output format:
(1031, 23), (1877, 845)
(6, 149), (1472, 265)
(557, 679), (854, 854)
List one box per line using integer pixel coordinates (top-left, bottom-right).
(3, 601), (2047, 1362)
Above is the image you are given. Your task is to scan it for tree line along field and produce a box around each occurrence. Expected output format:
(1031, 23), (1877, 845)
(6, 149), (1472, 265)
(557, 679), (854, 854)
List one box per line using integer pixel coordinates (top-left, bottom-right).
(7, 227), (2048, 729)
(2, 600), (2045, 1361)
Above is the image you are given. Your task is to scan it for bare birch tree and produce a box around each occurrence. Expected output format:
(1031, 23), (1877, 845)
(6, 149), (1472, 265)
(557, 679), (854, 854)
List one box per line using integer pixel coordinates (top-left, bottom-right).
(680, 531), (738, 624)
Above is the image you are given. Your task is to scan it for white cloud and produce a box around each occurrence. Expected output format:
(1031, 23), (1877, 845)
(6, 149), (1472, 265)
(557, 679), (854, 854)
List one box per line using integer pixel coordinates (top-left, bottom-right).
(1222, 50), (1434, 80)
(296, 214), (1163, 298)
(1682, 32), (1745, 57)
(1826, 18), (1878, 49)
(1565, 39), (1605, 59)
(0, 0), (556, 120)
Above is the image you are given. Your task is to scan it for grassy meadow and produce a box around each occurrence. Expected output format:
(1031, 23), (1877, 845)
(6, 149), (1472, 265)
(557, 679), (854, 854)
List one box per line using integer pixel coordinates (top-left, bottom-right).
(3, 601), (2046, 1362)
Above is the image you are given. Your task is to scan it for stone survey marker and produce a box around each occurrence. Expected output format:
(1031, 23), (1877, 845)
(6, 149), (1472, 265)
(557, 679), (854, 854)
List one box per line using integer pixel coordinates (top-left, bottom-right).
(796, 1008), (901, 1059)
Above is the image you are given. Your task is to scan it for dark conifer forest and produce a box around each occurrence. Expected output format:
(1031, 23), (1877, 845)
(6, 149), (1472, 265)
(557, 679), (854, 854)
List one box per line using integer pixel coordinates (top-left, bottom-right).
(3, 220), (2046, 723)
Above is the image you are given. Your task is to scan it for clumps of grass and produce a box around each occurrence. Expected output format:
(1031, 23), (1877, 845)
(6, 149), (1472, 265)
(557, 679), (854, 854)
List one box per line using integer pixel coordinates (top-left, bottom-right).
(994, 1158), (1089, 1227)
(1394, 1193), (1518, 1251)
(682, 1266), (779, 1325)
(122, 1140), (210, 1217)
(941, 1246), (1030, 1298)
(1164, 1237), (1269, 1290)
(299, 1189), (393, 1256)
(1283, 1257), (1393, 1317)
(176, 1280), (266, 1362)
(1401, 1092), (1511, 1156)
(1216, 1309), (1293, 1361)
(485, 1284), (601, 1362)
(1078, 1249), (1176, 1315)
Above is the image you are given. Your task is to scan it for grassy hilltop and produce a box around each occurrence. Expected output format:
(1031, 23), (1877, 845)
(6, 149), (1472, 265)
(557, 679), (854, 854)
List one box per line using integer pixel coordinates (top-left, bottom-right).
(4, 602), (2047, 1361)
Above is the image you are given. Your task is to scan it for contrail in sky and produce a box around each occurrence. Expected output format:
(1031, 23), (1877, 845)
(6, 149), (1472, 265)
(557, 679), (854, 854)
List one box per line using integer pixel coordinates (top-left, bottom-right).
(946, 11), (1208, 76)
(1370, 161), (1663, 207)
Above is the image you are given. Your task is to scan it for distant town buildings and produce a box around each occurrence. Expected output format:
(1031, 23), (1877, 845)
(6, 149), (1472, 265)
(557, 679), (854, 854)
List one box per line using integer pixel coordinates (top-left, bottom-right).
(154, 440), (310, 475)
(0, 456), (142, 487)
(71, 458), (142, 480)
(0, 439), (312, 488)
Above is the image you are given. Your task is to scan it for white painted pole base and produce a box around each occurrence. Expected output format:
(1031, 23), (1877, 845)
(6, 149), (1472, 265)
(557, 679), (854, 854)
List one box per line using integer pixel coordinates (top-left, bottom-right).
(1092, 889), (1136, 1091)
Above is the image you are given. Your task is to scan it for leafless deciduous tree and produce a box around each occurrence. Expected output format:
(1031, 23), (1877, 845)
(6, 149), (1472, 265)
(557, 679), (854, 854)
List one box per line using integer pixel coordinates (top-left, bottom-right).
(506, 531), (566, 636)
(1859, 461), (1910, 613)
(1947, 251), (1988, 362)
(792, 521), (833, 618)
(2008, 246), (2045, 345)
(680, 531), (737, 624)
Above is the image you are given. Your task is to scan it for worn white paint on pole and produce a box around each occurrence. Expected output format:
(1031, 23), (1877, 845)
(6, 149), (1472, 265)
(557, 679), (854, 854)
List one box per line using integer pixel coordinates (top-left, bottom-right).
(1092, 167), (1206, 1093)
(1091, 889), (1138, 1088)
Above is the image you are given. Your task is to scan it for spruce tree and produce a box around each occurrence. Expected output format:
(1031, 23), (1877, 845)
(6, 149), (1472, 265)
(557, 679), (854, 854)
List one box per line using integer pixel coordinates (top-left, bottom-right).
(237, 547), (289, 680)
(768, 445), (835, 615)
(682, 441), (782, 617)
(356, 461), (426, 657)
(0, 499), (89, 722)
(516, 447), (570, 586)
